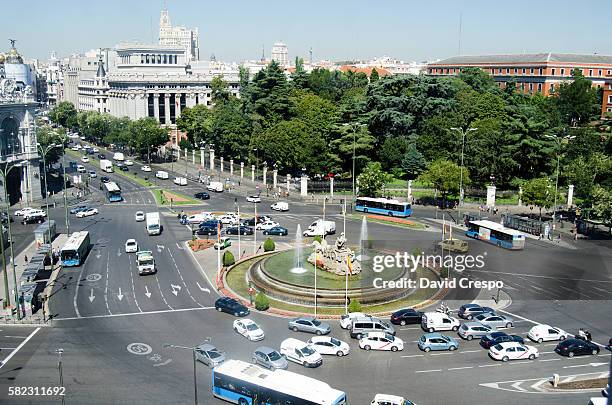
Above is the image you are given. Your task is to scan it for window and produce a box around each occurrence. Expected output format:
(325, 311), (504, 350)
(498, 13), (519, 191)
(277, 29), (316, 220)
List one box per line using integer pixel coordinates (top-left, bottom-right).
(537, 83), (542, 91)
(589, 69), (593, 76)
(561, 68), (565, 75)
(608, 95), (612, 103)
(530, 68), (534, 74)
(522, 68), (526, 74)
(529, 83), (533, 91)
(506, 68), (510, 74)
(551, 68), (555, 75)
(514, 68), (518, 74)
(598, 69), (602, 76)
(539, 68), (543, 75)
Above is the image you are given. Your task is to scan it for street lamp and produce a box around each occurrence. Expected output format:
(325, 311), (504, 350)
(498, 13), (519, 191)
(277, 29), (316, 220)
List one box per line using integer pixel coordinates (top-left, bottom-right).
(253, 148), (258, 184)
(163, 338), (210, 405)
(342, 123), (365, 200)
(55, 348), (65, 405)
(545, 132), (575, 238)
(36, 142), (58, 244)
(450, 127), (478, 214)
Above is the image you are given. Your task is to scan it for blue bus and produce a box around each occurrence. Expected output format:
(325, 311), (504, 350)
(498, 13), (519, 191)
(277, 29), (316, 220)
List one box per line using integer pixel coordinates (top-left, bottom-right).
(212, 359), (346, 405)
(104, 181), (122, 202)
(466, 220), (525, 250)
(355, 197), (412, 217)
(60, 231), (91, 266)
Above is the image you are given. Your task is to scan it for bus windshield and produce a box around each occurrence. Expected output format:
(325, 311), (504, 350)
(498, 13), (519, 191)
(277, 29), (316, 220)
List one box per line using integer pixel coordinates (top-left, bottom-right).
(60, 250), (78, 261)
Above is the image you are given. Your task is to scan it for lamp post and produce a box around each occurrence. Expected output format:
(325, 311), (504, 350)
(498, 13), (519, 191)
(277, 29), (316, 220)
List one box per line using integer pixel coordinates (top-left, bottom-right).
(55, 133), (70, 235)
(55, 348), (65, 405)
(37, 143), (57, 244)
(163, 338), (210, 405)
(450, 127), (477, 215)
(545, 131), (575, 238)
(253, 147), (258, 184)
(342, 123), (364, 200)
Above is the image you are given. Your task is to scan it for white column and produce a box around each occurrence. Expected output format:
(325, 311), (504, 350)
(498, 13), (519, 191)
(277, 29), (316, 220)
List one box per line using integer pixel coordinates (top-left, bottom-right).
(164, 94), (171, 125)
(486, 185), (496, 208)
(184, 148), (188, 159)
(251, 164), (255, 182)
(192, 149), (195, 164)
(286, 174), (291, 192)
(176, 94), (182, 118)
(407, 179), (413, 202)
(200, 148), (205, 167)
(263, 165), (268, 185)
(220, 157), (224, 173)
(330, 177), (334, 197)
(240, 162), (244, 179)
(230, 159), (234, 176)
(186, 93), (196, 108)
(209, 150), (214, 171)
(300, 175), (308, 197)
(567, 185), (574, 207)
(273, 169), (278, 189)
(518, 186), (523, 206)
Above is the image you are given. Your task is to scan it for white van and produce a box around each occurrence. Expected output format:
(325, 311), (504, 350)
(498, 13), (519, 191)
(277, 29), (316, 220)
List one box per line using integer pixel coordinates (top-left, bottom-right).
(279, 338), (322, 368)
(207, 181), (224, 192)
(113, 152), (125, 161)
(371, 394), (409, 405)
(421, 312), (461, 333)
(156, 170), (169, 179)
(173, 177), (187, 186)
(303, 219), (336, 237)
(271, 201), (289, 212)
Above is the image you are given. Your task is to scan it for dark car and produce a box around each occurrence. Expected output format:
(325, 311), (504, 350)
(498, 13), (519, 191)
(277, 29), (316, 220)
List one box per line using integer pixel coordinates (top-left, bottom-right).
(22, 214), (46, 225)
(226, 226), (253, 236)
(242, 216), (270, 227)
(97, 154), (105, 159)
(480, 331), (525, 349)
(262, 226), (288, 236)
(119, 165), (129, 171)
(555, 338), (600, 357)
(194, 191), (210, 200)
(200, 220), (221, 229)
(458, 303), (495, 320)
(70, 205), (88, 214)
(196, 226), (217, 236)
(390, 308), (424, 326)
(100, 176), (110, 183)
(215, 297), (249, 317)
(1, 212), (13, 224)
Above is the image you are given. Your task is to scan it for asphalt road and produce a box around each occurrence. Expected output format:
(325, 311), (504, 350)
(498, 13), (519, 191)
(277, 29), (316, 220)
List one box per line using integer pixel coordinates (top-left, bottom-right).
(0, 145), (609, 404)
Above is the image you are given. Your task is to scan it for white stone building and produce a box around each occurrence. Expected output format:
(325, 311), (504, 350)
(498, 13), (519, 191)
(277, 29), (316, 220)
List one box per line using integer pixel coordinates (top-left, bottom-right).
(159, 8), (199, 62)
(271, 42), (288, 67)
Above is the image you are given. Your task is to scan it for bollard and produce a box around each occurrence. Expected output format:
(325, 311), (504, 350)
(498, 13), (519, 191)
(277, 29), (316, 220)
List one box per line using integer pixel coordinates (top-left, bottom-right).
(551, 373), (559, 387)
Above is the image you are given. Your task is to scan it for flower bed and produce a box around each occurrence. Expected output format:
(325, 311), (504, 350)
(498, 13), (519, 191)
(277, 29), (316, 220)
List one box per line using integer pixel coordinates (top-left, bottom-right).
(188, 239), (214, 251)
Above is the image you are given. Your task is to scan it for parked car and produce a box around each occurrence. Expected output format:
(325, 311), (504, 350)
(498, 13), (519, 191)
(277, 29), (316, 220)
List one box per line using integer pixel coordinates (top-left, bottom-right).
(246, 195), (261, 203)
(458, 322), (494, 341)
(256, 220), (280, 231)
(194, 191), (210, 200)
(488, 341), (539, 362)
(218, 214), (239, 225)
(555, 338), (600, 357)
(76, 208), (99, 218)
(194, 343), (226, 368)
(350, 317), (396, 339)
(480, 332), (525, 349)
(0, 212), (13, 224)
(200, 219), (222, 229)
(340, 312), (372, 329)
(359, 332), (404, 352)
(213, 237), (231, 250)
(390, 308), (423, 326)
(70, 205), (88, 215)
(288, 316), (331, 335)
(418, 333), (459, 352)
(262, 226), (288, 236)
(458, 304), (495, 320)
(308, 336), (350, 357)
(134, 211), (145, 222)
(474, 313), (514, 329)
(252, 346), (288, 370)
(421, 312), (461, 333)
(233, 319), (265, 341)
(125, 239), (138, 253)
(15, 207), (36, 216)
(124, 160), (133, 166)
(371, 394), (416, 405)
(196, 226), (217, 236)
(214, 297), (249, 316)
(141, 165), (152, 172)
(280, 338), (322, 368)
(225, 226), (254, 236)
(527, 324), (569, 343)
(77, 165), (86, 173)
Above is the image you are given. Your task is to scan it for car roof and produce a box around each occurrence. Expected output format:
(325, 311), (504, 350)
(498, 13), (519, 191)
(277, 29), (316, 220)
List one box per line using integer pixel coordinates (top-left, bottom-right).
(196, 343), (218, 351)
(256, 346), (277, 354)
(126, 239), (136, 243)
(461, 303), (480, 309)
(239, 318), (256, 325)
(365, 331), (392, 338)
(309, 336), (332, 343)
(463, 322), (487, 328)
(490, 331), (507, 338)
(498, 341), (523, 348)
(423, 332), (444, 339)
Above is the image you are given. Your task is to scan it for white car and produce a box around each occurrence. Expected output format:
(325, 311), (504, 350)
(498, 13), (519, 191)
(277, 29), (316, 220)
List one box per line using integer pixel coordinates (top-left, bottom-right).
(81, 156), (89, 163)
(93, 147), (99, 153)
(125, 160), (133, 166)
(217, 213), (239, 225)
(308, 336), (350, 356)
(359, 332), (403, 352)
(256, 220), (280, 231)
(71, 145), (80, 151)
(233, 319), (265, 341)
(173, 177), (187, 186)
(527, 324), (569, 343)
(125, 239), (138, 253)
(23, 209), (46, 217)
(89, 170), (97, 178)
(135, 211), (145, 222)
(340, 312), (371, 329)
(246, 195), (261, 203)
(14, 207), (36, 216)
(371, 394), (410, 405)
(76, 208), (98, 218)
(488, 341), (539, 361)
(77, 165), (86, 173)
(271, 202), (289, 212)
(141, 165), (152, 172)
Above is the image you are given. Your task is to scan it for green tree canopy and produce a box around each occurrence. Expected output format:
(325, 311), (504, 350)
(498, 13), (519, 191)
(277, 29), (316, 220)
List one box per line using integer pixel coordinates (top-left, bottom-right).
(521, 177), (556, 219)
(357, 162), (391, 197)
(49, 101), (77, 128)
(418, 159), (469, 202)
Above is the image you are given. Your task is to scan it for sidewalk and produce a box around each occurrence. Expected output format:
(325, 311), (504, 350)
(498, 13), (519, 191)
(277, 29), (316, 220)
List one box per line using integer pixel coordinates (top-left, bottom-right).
(0, 233), (68, 324)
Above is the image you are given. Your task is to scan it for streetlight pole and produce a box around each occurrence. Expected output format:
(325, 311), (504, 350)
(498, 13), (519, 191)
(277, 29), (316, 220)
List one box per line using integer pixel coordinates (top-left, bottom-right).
(55, 348), (65, 405)
(450, 127), (477, 218)
(57, 134), (70, 235)
(545, 132), (575, 239)
(37, 143), (56, 244)
(164, 340), (209, 405)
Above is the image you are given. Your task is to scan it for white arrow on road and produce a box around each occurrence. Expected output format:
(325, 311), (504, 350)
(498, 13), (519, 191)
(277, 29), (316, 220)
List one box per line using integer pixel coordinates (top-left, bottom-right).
(171, 284), (182, 296)
(144, 286), (151, 298)
(95, 250), (101, 259)
(117, 287), (124, 301)
(563, 362), (607, 369)
(196, 282), (210, 294)
(510, 382), (526, 392)
(176, 242), (183, 250)
(157, 245), (165, 252)
(88, 288), (95, 303)
(117, 248), (121, 257)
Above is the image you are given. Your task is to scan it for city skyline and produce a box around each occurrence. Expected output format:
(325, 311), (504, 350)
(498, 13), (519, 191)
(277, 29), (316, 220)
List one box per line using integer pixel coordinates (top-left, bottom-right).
(4, 0), (612, 62)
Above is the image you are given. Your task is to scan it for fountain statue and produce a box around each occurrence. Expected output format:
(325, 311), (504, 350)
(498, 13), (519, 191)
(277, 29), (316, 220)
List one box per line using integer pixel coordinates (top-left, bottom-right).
(307, 232), (361, 276)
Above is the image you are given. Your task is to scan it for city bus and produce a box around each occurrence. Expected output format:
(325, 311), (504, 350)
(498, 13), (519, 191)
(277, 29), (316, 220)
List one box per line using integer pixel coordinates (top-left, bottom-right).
(212, 359), (347, 405)
(60, 231), (91, 266)
(355, 197), (412, 217)
(466, 220), (525, 250)
(104, 181), (122, 202)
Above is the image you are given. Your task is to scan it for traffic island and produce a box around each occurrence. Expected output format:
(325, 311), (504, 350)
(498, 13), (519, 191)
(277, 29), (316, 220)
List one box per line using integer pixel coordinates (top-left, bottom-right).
(349, 213), (428, 231)
(154, 189), (201, 206)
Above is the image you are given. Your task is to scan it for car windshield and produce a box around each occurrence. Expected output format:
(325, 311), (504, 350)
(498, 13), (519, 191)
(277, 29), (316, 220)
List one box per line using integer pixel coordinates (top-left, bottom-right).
(301, 346), (315, 356)
(492, 344), (503, 351)
(330, 338), (341, 346)
(385, 334), (394, 341)
(246, 323), (259, 331)
(267, 351), (281, 361)
(208, 350), (222, 359)
(311, 319), (321, 326)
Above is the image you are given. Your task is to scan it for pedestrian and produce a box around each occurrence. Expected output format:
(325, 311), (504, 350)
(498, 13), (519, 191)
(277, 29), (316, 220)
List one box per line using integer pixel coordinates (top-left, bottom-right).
(24, 255), (28, 264)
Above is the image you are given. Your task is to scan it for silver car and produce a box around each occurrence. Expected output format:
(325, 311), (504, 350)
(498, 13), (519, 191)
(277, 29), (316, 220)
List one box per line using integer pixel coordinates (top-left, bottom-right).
(474, 313), (514, 329)
(252, 346), (288, 370)
(458, 322), (494, 340)
(194, 343), (226, 367)
(288, 316), (331, 335)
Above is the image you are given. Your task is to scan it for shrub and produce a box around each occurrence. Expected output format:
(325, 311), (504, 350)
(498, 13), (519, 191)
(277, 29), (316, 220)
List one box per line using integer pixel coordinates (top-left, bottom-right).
(263, 238), (275, 252)
(254, 292), (270, 311)
(222, 251), (235, 266)
(348, 299), (362, 313)
(313, 235), (323, 243)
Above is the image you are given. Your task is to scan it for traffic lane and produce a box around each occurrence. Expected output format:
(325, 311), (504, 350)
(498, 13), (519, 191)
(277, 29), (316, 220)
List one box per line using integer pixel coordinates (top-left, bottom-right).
(0, 326), (45, 400)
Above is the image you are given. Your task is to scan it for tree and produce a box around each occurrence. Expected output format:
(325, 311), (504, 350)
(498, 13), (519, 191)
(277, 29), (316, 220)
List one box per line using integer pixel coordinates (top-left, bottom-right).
(104, 116), (131, 147)
(458, 67), (498, 93)
(36, 126), (65, 164)
(254, 292), (270, 311)
(211, 98), (252, 159)
(178, 138), (191, 151)
(356, 162), (390, 197)
(291, 57), (310, 90)
(129, 117), (169, 160)
(222, 251), (235, 266)
(263, 238), (275, 252)
(348, 299), (362, 313)
(369, 68), (380, 82)
(521, 177), (556, 220)
(176, 104), (213, 145)
(591, 186), (612, 233)
(418, 159), (469, 204)
(250, 61), (291, 127)
(378, 136), (411, 172)
(401, 144), (426, 179)
(49, 101), (77, 128)
(329, 123), (375, 176)
(211, 75), (230, 105)
(555, 69), (600, 126)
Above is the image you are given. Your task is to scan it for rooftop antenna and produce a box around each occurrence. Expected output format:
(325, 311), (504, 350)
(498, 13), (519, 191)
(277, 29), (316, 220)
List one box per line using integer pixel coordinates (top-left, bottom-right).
(261, 44), (265, 62)
(457, 12), (462, 56)
(309, 47), (313, 64)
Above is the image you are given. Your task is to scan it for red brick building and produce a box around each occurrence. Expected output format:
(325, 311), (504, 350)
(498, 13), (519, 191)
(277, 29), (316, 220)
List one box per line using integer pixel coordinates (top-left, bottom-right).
(427, 53), (612, 117)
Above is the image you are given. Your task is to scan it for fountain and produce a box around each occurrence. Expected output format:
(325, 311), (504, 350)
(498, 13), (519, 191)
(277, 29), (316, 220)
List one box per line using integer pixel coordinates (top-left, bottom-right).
(291, 224), (307, 274)
(357, 216), (370, 261)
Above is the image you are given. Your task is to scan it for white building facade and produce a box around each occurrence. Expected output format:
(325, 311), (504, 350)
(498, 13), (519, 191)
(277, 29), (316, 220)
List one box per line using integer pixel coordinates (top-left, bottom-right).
(159, 9), (199, 62)
(271, 42), (288, 67)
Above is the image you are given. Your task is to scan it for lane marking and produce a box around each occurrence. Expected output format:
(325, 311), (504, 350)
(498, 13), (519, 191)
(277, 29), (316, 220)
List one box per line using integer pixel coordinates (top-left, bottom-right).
(3, 336), (28, 339)
(539, 358), (561, 362)
(0, 327), (40, 369)
(468, 269), (612, 283)
(496, 308), (538, 326)
(128, 255), (142, 312)
(448, 366), (473, 371)
(401, 354), (424, 358)
(186, 241), (219, 296)
(415, 369), (441, 373)
(154, 272), (172, 310)
(478, 364), (501, 368)
(104, 251), (112, 315)
(53, 306), (215, 321)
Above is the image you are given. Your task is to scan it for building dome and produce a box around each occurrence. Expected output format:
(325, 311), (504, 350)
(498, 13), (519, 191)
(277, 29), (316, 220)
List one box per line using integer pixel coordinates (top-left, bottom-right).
(0, 53), (5, 63)
(6, 46), (23, 64)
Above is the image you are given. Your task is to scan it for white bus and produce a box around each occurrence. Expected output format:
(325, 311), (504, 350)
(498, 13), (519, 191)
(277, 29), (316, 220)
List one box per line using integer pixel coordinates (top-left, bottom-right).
(466, 219), (525, 250)
(212, 359), (347, 405)
(60, 231), (91, 267)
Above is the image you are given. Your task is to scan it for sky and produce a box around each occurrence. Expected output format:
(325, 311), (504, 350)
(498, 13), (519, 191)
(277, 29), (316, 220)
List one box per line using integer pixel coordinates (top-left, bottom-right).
(3, 0), (612, 63)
